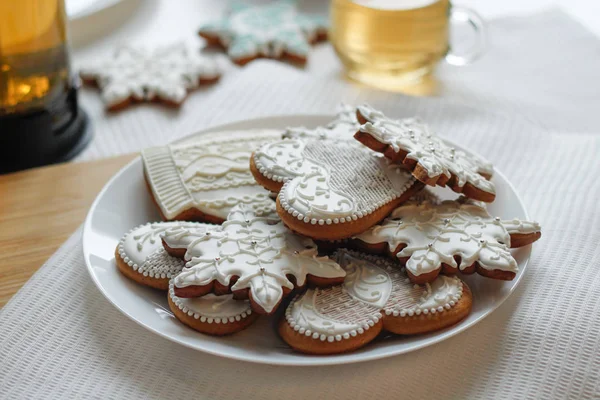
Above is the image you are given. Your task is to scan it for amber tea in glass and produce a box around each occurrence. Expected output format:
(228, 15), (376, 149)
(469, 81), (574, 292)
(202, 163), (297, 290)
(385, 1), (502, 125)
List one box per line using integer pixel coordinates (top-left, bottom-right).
(330, 0), (485, 91)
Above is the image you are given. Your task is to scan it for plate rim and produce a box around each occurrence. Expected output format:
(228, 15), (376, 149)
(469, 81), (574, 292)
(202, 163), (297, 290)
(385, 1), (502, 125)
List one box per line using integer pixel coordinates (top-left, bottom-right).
(83, 113), (532, 366)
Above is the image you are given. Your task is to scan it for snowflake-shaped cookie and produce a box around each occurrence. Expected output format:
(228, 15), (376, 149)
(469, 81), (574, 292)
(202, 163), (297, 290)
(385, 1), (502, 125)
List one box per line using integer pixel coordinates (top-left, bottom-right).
(143, 130), (280, 223)
(251, 135), (421, 240)
(354, 199), (541, 283)
(280, 249), (471, 354)
(163, 205), (346, 314)
(355, 105), (496, 202)
(80, 43), (220, 110)
(282, 104), (358, 141)
(199, 0), (327, 65)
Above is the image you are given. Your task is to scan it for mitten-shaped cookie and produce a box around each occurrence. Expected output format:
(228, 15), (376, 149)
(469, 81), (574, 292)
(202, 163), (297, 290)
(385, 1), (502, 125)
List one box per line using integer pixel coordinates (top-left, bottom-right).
(280, 249), (472, 354)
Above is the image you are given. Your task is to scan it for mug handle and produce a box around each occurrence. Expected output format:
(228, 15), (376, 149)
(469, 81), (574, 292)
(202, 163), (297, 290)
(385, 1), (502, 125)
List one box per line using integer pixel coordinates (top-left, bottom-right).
(445, 6), (486, 66)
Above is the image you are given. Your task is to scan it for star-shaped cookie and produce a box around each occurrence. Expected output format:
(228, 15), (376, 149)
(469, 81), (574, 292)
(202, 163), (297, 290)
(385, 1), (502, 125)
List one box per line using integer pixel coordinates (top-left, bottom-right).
(199, 0), (327, 65)
(162, 205), (346, 315)
(355, 105), (496, 202)
(80, 43), (220, 111)
(352, 198), (541, 283)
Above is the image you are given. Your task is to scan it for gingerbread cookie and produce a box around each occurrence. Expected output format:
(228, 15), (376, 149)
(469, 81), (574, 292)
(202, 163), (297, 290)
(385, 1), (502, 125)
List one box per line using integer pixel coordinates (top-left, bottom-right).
(251, 137), (423, 240)
(352, 199), (542, 284)
(355, 105), (496, 202)
(163, 205), (346, 315)
(80, 43), (220, 111)
(168, 281), (258, 336)
(282, 103), (358, 141)
(115, 221), (211, 290)
(142, 130), (280, 224)
(279, 249), (472, 355)
(199, 0), (327, 65)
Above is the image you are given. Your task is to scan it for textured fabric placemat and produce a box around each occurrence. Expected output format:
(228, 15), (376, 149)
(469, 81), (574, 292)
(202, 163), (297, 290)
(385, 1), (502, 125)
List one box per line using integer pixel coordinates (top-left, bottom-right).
(2, 9), (600, 400)
(76, 9), (600, 161)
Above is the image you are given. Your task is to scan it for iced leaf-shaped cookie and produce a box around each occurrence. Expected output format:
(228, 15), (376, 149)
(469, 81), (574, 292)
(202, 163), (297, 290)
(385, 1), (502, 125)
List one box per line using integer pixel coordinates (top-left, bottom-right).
(353, 199), (541, 284)
(280, 249), (472, 355)
(355, 105), (496, 202)
(251, 135), (422, 240)
(80, 43), (220, 111)
(199, 0), (327, 65)
(163, 205), (346, 314)
(143, 130), (280, 224)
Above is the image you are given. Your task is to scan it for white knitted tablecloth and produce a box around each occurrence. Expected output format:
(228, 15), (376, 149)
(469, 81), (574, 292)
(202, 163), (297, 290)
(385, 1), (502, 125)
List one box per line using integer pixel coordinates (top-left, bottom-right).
(2, 10), (600, 400)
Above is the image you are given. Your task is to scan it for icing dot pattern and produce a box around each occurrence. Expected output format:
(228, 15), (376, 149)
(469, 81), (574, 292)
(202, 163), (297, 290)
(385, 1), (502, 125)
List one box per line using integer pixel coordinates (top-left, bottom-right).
(169, 281), (253, 324)
(356, 199), (541, 277)
(357, 104), (496, 198)
(254, 137), (416, 225)
(285, 249), (465, 342)
(168, 205), (345, 314)
(117, 221), (211, 279)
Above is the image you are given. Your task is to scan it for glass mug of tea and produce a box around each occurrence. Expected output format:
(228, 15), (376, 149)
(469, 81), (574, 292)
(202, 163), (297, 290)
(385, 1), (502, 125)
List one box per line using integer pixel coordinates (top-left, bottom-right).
(330, 0), (485, 90)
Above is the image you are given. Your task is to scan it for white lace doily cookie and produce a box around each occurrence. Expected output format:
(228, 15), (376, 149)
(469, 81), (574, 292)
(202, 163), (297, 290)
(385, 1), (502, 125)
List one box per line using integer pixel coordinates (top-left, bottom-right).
(352, 199), (541, 284)
(142, 130), (280, 224)
(115, 221), (212, 290)
(355, 105), (496, 202)
(162, 205), (346, 315)
(279, 249), (472, 355)
(199, 0), (327, 65)
(251, 134), (423, 241)
(80, 43), (220, 111)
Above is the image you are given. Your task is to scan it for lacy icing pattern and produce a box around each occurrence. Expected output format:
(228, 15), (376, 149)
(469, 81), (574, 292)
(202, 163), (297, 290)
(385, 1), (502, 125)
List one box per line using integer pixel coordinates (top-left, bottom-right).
(143, 131), (280, 220)
(285, 250), (464, 342)
(355, 199), (541, 277)
(254, 137), (415, 224)
(169, 205), (345, 314)
(357, 104), (495, 198)
(80, 43), (220, 108)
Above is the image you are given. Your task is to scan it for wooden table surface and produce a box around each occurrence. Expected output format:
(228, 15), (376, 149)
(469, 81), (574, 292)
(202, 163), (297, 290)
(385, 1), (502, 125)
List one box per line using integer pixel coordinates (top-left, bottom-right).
(0, 154), (135, 307)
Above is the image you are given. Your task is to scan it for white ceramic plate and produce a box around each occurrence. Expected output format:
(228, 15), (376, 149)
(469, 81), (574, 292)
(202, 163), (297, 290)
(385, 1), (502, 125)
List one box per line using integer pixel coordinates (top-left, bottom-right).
(83, 115), (533, 366)
(67, 0), (124, 20)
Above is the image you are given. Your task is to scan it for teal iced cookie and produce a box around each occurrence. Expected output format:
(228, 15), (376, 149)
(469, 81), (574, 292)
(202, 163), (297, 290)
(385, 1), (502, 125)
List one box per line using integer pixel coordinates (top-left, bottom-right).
(199, 0), (327, 65)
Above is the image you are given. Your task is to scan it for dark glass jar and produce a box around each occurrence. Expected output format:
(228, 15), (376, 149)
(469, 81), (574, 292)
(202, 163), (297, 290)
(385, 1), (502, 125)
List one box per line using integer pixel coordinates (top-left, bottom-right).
(0, 0), (90, 173)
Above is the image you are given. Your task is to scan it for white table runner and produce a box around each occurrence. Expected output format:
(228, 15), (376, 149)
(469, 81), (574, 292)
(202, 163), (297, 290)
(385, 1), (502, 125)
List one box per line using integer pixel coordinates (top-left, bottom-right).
(2, 10), (600, 400)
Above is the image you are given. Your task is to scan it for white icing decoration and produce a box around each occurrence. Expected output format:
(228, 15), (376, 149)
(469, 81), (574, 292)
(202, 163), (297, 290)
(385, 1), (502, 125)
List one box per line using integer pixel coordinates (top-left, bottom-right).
(285, 249), (464, 341)
(355, 200), (539, 277)
(200, 0), (327, 63)
(80, 43), (220, 108)
(357, 104), (495, 196)
(169, 281), (252, 324)
(117, 221), (210, 279)
(502, 218), (541, 235)
(171, 205), (345, 314)
(282, 103), (358, 141)
(142, 131), (280, 220)
(254, 137), (416, 224)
